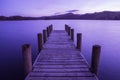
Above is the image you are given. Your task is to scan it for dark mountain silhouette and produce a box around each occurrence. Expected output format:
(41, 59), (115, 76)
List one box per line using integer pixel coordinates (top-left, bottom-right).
(0, 16), (41, 20)
(43, 11), (120, 20)
(0, 11), (120, 20)
(45, 13), (80, 19)
(78, 11), (120, 20)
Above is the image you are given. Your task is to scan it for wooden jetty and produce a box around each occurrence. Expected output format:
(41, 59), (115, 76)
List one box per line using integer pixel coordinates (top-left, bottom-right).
(22, 25), (101, 80)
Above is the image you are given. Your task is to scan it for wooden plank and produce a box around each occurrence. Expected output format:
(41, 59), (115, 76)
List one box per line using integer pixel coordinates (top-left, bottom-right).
(33, 67), (90, 72)
(38, 48), (81, 52)
(33, 64), (89, 68)
(43, 44), (75, 49)
(36, 50), (82, 57)
(28, 72), (94, 77)
(37, 57), (83, 60)
(36, 60), (85, 63)
(25, 77), (98, 80)
(36, 59), (84, 62)
(37, 52), (82, 56)
(35, 61), (87, 65)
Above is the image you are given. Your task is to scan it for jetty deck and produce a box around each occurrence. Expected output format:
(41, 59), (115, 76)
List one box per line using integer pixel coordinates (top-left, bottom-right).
(24, 29), (99, 80)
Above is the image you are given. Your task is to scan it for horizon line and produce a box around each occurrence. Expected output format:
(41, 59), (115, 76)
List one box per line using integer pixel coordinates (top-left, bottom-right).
(0, 10), (120, 17)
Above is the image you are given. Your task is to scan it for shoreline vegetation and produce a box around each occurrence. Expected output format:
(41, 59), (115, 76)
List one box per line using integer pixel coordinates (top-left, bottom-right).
(0, 11), (120, 20)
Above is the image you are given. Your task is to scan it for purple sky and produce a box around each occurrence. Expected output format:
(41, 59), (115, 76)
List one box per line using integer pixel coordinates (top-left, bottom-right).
(0, 0), (120, 17)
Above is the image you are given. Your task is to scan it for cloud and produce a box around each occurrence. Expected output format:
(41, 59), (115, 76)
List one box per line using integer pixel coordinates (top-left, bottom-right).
(53, 10), (79, 15)
(66, 10), (79, 13)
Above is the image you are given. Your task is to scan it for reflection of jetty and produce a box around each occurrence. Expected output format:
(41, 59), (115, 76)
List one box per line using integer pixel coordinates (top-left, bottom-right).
(22, 25), (101, 80)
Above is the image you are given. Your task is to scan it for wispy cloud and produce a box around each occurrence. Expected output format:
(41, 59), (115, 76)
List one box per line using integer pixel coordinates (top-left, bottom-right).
(66, 10), (79, 13)
(54, 9), (79, 15)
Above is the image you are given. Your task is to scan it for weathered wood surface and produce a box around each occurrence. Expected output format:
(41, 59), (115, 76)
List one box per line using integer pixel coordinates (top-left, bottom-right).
(25, 30), (98, 80)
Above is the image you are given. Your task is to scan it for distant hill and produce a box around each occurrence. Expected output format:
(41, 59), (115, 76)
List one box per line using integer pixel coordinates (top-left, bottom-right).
(0, 16), (40, 20)
(0, 11), (120, 20)
(42, 11), (120, 20)
(78, 11), (120, 20)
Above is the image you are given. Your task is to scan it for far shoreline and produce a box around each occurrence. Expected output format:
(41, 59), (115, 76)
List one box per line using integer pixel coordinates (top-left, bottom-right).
(0, 19), (120, 21)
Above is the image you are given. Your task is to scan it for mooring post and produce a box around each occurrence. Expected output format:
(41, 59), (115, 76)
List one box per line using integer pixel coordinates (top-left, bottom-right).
(76, 33), (82, 51)
(71, 29), (74, 41)
(43, 30), (47, 43)
(65, 24), (67, 32)
(22, 44), (32, 76)
(48, 26), (50, 34)
(68, 26), (71, 36)
(47, 27), (49, 37)
(90, 45), (101, 76)
(37, 33), (43, 52)
(49, 25), (51, 33)
(66, 24), (69, 33)
(50, 24), (53, 32)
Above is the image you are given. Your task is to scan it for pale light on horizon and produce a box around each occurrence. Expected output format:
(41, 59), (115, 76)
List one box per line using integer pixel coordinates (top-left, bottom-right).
(0, 0), (120, 17)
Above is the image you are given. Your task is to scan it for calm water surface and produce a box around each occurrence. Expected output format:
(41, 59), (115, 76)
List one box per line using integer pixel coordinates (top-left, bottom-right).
(0, 20), (120, 80)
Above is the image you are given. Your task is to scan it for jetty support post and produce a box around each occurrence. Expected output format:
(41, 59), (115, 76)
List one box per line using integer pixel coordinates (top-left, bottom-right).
(65, 24), (68, 32)
(90, 45), (101, 76)
(68, 26), (71, 36)
(43, 29), (47, 43)
(50, 24), (53, 33)
(22, 44), (32, 76)
(37, 33), (43, 52)
(47, 27), (49, 37)
(48, 25), (51, 33)
(76, 33), (82, 51)
(48, 25), (53, 36)
(71, 29), (74, 41)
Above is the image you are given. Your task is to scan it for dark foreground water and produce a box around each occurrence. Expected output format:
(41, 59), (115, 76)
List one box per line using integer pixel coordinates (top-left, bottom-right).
(0, 20), (120, 80)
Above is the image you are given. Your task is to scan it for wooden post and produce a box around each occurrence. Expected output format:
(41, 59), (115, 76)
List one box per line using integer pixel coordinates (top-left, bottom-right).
(68, 26), (71, 36)
(65, 24), (68, 32)
(65, 24), (67, 32)
(43, 30), (47, 43)
(90, 45), (101, 76)
(50, 24), (53, 32)
(76, 33), (82, 51)
(22, 44), (32, 76)
(47, 27), (49, 37)
(48, 26), (51, 34)
(71, 29), (74, 41)
(37, 33), (42, 52)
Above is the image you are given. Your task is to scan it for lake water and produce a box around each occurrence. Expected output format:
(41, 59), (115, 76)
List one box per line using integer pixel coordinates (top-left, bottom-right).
(0, 20), (120, 80)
